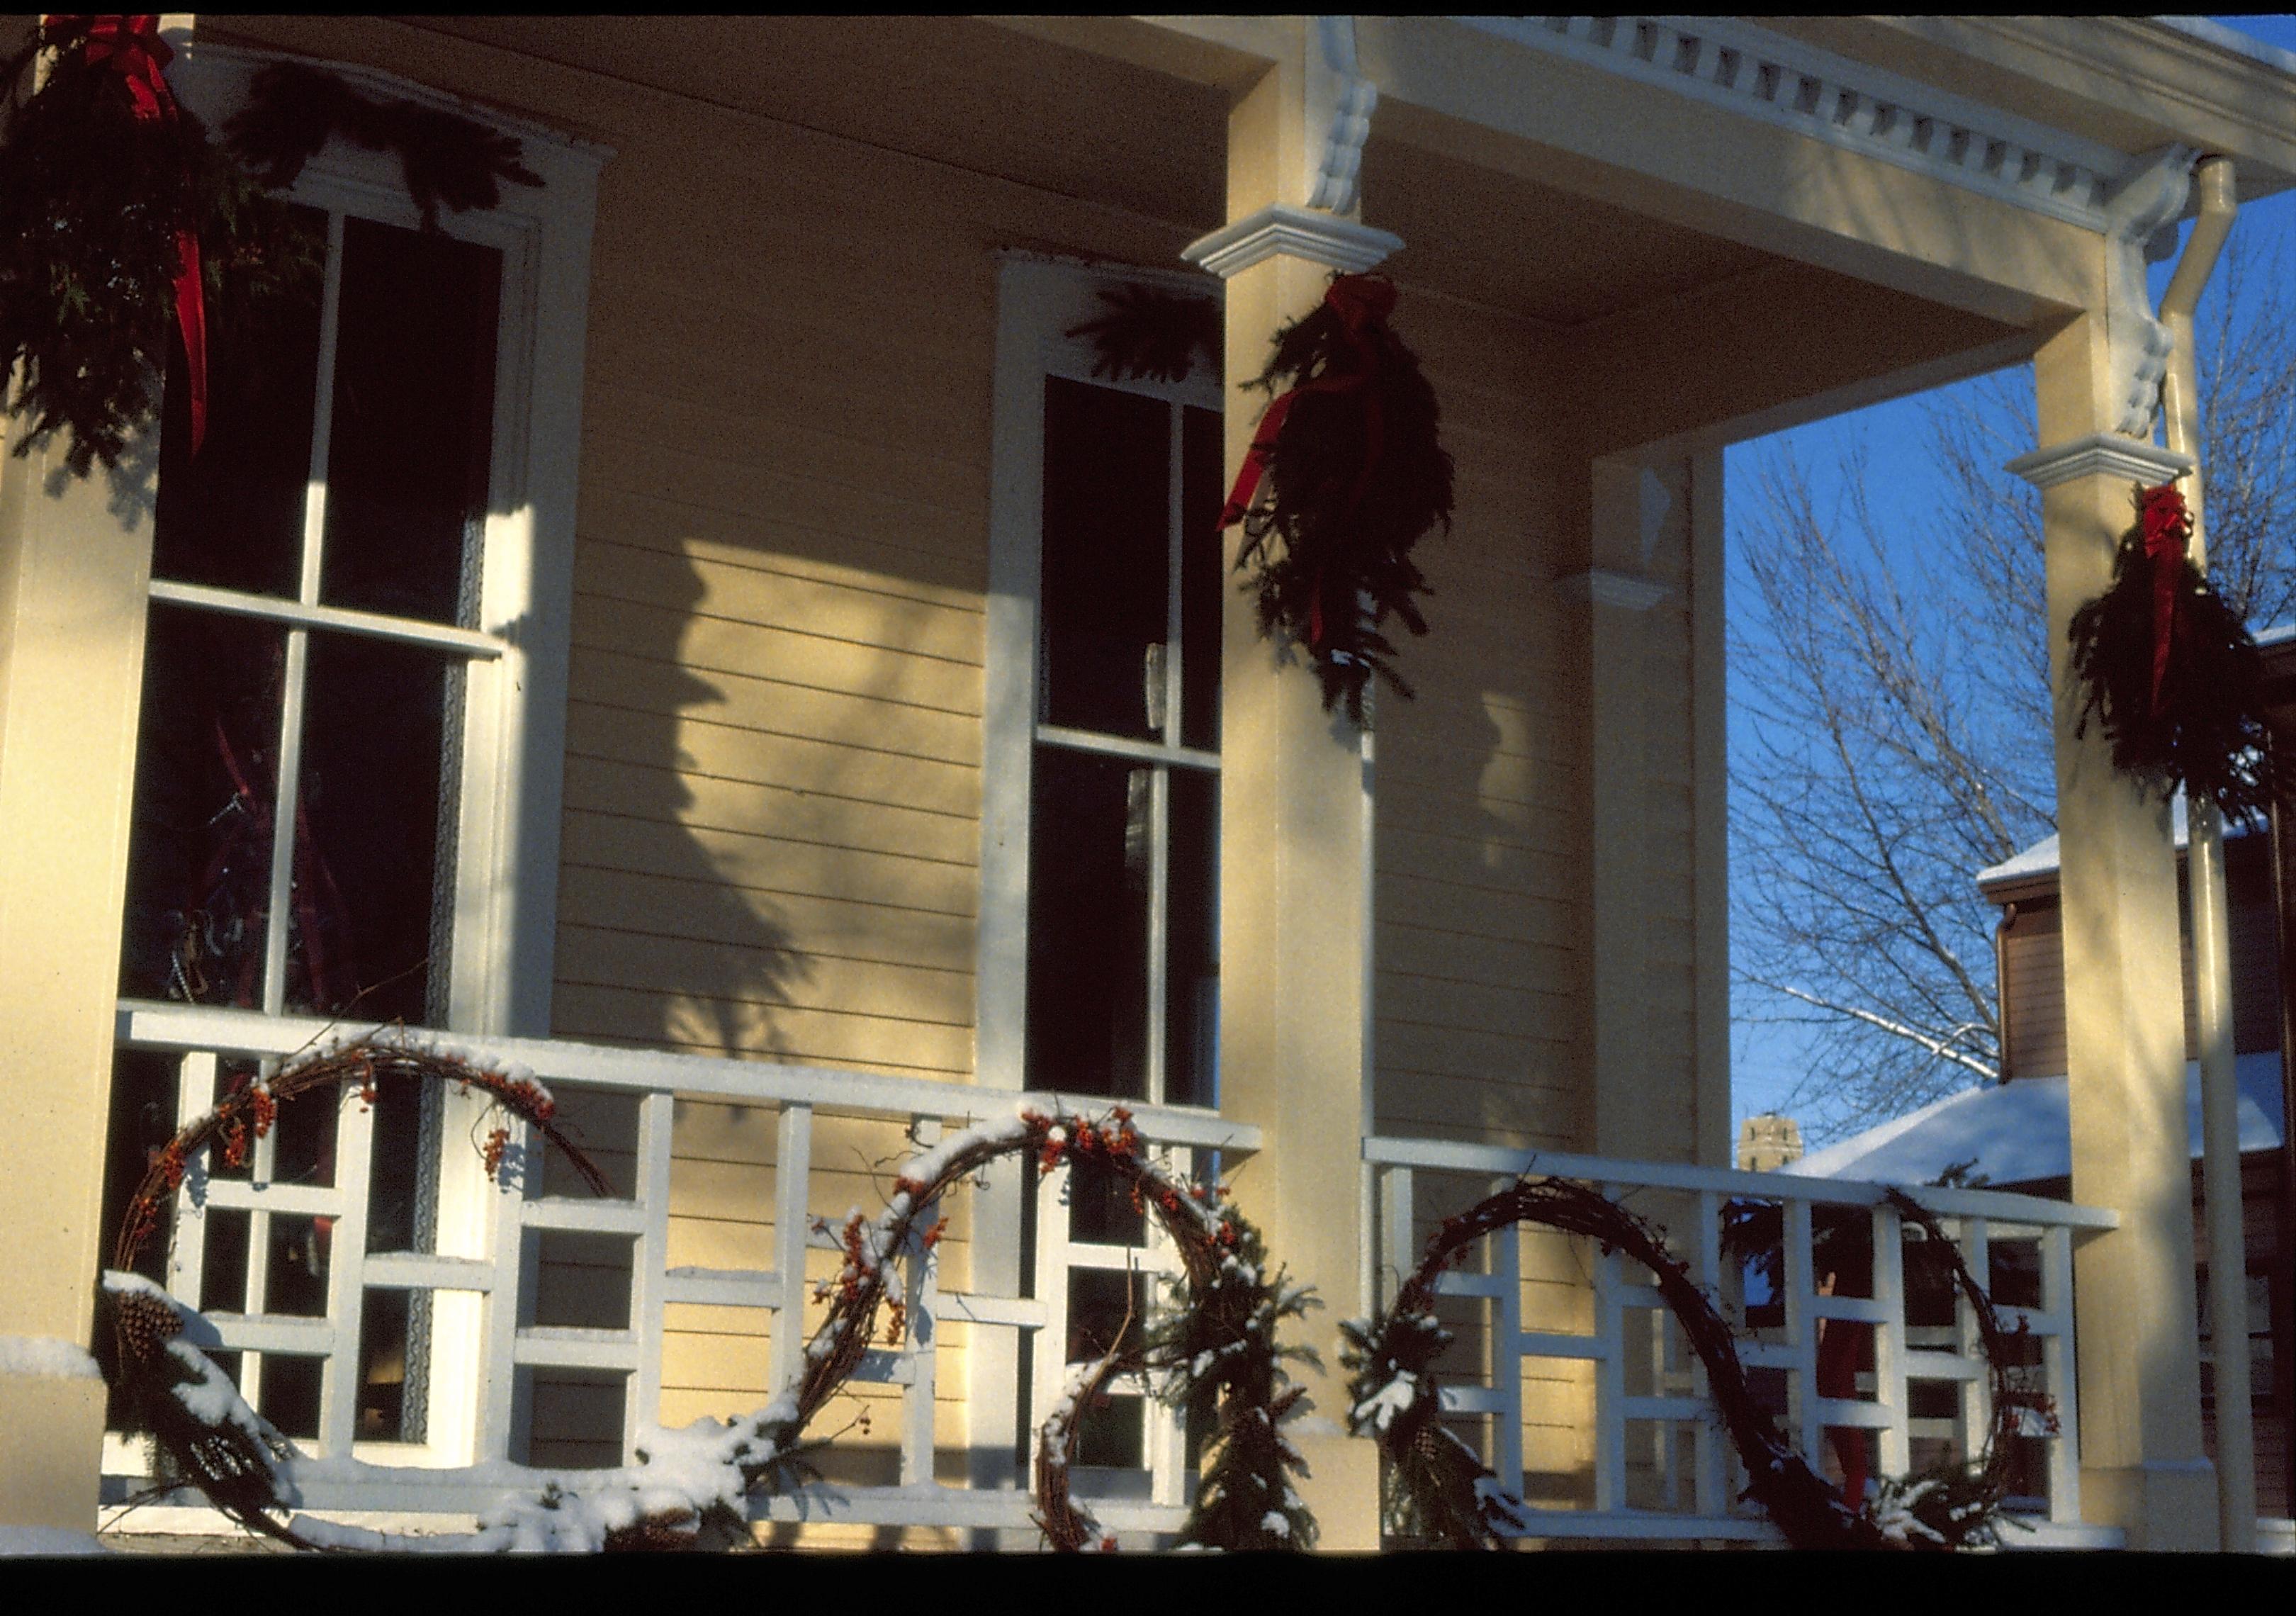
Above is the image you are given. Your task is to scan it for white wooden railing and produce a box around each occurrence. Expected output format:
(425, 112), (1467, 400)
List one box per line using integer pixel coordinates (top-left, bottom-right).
(103, 999), (1256, 1541)
(1362, 1134), (2124, 1548)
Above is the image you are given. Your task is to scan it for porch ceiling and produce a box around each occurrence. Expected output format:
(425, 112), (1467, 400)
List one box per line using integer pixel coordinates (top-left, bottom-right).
(387, 15), (1231, 237)
(390, 14), (1816, 333)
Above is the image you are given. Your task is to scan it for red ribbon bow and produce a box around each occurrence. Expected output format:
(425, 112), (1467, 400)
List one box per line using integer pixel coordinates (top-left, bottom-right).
(1217, 274), (1397, 649)
(2139, 482), (2191, 716)
(50, 16), (208, 454)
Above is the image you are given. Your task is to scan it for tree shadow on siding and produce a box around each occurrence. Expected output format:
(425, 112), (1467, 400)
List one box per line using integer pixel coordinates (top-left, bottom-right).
(558, 541), (808, 1061)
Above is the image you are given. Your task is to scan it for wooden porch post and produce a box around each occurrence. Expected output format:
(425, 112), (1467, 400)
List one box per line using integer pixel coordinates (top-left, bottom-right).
(2008, 308), (2219, 1549)
(0, 425), (160, 1532)
(1181, 21), (1399, 1550)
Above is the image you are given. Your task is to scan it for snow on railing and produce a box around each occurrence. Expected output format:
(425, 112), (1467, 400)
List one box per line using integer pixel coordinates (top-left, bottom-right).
(105, 997), (1257, 1543)
(1361, 1134), (2120, 1548)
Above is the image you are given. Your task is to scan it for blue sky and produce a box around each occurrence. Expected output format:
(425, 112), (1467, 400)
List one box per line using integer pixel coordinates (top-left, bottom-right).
(1725, 16), (2296, 1136)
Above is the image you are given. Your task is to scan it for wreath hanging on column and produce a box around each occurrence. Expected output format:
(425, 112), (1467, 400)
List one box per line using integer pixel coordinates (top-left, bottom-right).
(1, 16), (541, 476)
(2066, 481), (2273, 824)
(1221, 272), (1453, 724)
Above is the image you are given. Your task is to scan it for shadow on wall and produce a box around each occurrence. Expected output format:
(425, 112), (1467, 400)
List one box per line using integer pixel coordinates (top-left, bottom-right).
(558, 537), (807, 1060)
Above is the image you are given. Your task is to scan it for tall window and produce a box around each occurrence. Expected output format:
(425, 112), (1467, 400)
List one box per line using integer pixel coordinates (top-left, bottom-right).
(100, 45), (600, 1469)
(985, 259), (1225, 1109)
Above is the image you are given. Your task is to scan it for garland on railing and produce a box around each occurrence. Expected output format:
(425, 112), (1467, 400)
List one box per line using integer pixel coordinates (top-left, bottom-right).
(1343, 1177), (2044, 1552)
(1220, 272), (1453, 724)
(108, 1068), (1317, 1554)
(2066, 481), (2273, 825)
(1, 18), (538, 476)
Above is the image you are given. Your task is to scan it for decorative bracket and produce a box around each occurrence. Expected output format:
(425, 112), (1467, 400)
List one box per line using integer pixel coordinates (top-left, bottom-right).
(2100, 144), (2198, 439)
(1305, 16), (1378, 214)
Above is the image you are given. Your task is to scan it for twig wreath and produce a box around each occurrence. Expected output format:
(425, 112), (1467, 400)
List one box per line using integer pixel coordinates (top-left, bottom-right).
(103, 1034), (608, 1550)
(1221, 272), (1453, 724)
(2067, 481), (2273, 824)
(103, 1057), (1319, 1554)
(1, 16), (540, 476)
(1342, 1177), (2049, 1551)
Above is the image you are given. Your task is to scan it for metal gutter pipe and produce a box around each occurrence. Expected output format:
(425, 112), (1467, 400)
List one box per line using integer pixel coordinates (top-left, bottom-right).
(2156, 153), (2256, 1554)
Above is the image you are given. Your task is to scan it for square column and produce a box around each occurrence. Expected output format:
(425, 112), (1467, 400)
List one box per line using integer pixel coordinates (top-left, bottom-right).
(2008, 318), (2217, 1549)
(0, 423), (162, 1531)
(1181, 25), (1401, 1550)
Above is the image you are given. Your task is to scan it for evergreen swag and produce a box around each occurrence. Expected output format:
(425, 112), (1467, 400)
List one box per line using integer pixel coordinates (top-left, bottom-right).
(0, 17), (538, 476)
(1067, 281), (1220, 386)
(2066, 481), (2273, 825)
(105, 1065), (1317, 1554)
(1222, 272), (1453, 723)
(1344, 1178), (2045, 1551)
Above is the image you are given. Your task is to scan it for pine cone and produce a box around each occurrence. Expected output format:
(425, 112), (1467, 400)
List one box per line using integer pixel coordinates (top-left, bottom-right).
(116, 1289), (184, 1365)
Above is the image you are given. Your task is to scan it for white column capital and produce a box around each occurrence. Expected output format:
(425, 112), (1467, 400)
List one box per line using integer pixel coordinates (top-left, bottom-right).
(2003, 432), (2194, 490)
(1181, 203), (1403, 279)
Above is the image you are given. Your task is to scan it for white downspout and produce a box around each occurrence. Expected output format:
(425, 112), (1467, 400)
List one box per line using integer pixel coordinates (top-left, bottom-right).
(2157, 154), (2256, 1554)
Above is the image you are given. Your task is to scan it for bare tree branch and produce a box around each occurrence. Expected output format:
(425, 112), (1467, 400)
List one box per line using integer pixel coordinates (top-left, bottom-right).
(1729, 233), (2296, 1140)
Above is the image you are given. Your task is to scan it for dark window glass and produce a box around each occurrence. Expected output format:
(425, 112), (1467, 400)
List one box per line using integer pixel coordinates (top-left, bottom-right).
(1041, 377), (1169, 740)
(358, 1287), (430, 1444)
(1180, 403), (1224, 751)
(118, 612), (287, 1006)
(1026, 750), (1151, 1097)
(288, 634), (461, 1022)
(151, 205), (327, 598)
(320, 218), (501, 624)
(1166, 767), (1217, 1108)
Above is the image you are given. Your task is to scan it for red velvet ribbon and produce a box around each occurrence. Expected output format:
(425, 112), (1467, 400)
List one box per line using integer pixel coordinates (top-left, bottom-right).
(2139, 483), (2192, 717)
(1217, 274), (1397, 648)
(53, 16), (207, 454)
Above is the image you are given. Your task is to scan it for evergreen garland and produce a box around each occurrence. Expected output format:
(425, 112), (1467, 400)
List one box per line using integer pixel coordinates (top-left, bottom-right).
(0, 16), (315, 475)
(2066, 482), (2273, 825)
(225, 61), (541, 232)
(1, 22), (538, 478)
(1223, 273), (1453, 724)
(1066, 281), (1220, 386)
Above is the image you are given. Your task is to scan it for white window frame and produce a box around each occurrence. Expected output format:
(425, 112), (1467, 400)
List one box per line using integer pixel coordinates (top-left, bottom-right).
(977, 253), (1225, 1106)
(103, 40), (606, 1478)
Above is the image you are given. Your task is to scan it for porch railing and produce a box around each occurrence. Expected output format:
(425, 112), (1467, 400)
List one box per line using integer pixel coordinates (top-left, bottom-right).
(1362, 1133), (2123, 1547)
(106, 998), (1256, 1540)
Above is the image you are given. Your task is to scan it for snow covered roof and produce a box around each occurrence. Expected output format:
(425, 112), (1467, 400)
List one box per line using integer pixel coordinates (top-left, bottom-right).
(1778, 1051), (2285, 1188)
(1971, 792), (2267, 891)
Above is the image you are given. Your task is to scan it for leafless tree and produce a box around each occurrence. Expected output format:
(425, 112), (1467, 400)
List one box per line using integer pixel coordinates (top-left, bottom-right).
(1731, 235), (2296, 1141)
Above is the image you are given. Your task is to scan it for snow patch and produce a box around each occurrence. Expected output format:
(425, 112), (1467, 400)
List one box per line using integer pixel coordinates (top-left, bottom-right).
(0, 1335), (101, 1380)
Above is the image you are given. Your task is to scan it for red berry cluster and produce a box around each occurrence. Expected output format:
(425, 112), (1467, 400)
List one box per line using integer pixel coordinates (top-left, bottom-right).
(481, 1126), (510, 1182)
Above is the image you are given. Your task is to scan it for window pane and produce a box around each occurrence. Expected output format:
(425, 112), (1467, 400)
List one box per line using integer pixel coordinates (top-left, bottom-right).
(1166, 767), (1217, 1108)
(320, 217), (501, 624)
(151, 204), (327, 599)
(1041, 377), (1169, 740)
(1027, 749), (1150, 1097)
(288, 634), (463, 1022)
(1180, 403), (1224, 751)
(118, 610), (286, 1006)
